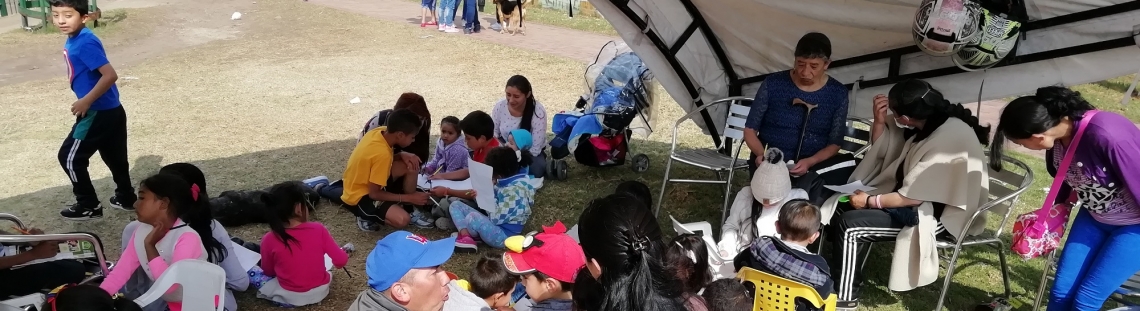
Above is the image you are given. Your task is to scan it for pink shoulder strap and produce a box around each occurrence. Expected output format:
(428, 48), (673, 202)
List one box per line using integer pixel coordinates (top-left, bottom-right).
(1042, 110), (1099, 209)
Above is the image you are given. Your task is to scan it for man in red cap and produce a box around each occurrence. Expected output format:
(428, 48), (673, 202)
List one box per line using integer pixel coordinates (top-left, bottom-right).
(501, 221), (583, 311)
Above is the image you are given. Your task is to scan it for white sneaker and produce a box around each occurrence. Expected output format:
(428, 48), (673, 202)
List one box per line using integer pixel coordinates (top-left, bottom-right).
(438, 24), (445, 31)
(444, 26), (460, 33)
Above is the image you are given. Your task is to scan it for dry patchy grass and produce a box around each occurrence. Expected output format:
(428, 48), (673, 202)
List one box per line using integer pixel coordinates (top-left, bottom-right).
(4, 0), (1128, 310)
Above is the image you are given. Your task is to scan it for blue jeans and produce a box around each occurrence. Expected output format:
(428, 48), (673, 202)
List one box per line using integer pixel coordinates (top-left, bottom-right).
(461, 0), (480, 29)
(1048, 209), (1140, 311)
(438, 0), (457, 26)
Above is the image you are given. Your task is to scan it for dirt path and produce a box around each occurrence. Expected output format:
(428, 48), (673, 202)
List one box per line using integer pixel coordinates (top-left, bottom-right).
(0, 0), (255, 87)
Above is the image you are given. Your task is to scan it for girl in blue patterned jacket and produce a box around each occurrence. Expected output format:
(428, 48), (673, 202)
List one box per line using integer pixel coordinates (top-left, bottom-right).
(449, 147), (536, 253)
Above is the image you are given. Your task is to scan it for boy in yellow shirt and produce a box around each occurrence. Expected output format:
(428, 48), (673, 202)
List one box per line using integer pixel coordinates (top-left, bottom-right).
(307, 109), (431, 230)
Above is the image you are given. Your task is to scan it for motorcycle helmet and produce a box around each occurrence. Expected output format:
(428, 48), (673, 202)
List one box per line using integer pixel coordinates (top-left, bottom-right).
(913, 0), (984, 56)
(952, 7), (1021, 71)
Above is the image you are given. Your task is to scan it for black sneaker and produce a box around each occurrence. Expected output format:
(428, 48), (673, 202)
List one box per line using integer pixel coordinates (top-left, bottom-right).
(61, 204), (104, 221)
(109, 195), (135, 211)
(837, 300), (859, 311)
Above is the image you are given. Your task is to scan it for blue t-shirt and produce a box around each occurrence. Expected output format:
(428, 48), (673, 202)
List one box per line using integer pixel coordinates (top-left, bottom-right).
(744, 71), (849, 160)
(65, 27), (120, 111)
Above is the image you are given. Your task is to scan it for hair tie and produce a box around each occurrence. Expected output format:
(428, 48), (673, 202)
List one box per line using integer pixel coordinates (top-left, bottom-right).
(632, 234), (650, 252)
(190, 184), (200, 201)
(514, 150), (523, 163)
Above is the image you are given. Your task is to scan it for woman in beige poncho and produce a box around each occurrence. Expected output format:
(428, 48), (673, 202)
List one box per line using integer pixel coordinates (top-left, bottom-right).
(825, 79), (990, 309)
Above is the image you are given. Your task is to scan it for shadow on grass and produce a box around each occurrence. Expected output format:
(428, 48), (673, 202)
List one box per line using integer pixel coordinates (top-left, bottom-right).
(1094, 79), (1139, 98)
(0, 135), (1053, 311)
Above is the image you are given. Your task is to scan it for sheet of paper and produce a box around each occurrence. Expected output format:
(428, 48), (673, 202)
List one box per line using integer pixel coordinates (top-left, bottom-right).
(324, 254), (333, 271)
(566, 225), (580, 243)
(416, 175), (473, 190)
(824, 180), (877, 195)
(232, 240), (260, 272)
(815, 159), (856, 175)
(467, 158), (497, 213)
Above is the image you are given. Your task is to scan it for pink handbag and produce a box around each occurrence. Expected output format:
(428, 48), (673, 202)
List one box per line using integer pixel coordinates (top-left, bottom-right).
(1010, 110), (1098, 260)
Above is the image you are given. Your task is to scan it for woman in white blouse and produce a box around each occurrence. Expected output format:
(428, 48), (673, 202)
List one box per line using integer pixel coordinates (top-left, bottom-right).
(492, 75), (549, 177)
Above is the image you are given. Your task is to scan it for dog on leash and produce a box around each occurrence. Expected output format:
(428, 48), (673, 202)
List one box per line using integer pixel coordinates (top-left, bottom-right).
(495, 0), (529, 35)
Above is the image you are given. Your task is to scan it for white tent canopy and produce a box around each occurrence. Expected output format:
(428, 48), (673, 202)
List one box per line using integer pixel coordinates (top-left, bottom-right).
(587, 0), (1140, 143)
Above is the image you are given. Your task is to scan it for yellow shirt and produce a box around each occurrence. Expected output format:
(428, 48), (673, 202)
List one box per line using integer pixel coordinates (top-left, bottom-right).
(341, 127), (394, 206)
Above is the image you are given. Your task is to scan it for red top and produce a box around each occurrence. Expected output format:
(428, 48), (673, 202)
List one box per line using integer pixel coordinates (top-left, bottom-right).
(471, 139), (501, 163)
(260, 222), (348, 292)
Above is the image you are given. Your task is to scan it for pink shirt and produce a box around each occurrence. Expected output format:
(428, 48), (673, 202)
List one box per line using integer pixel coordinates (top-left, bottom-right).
(100, 223), (204, 311)
(260, 222), (349, 292)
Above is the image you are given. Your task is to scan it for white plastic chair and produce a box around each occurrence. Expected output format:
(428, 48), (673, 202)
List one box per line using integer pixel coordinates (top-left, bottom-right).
(656, 97), (752, 226)
(134, 259), (227, 311)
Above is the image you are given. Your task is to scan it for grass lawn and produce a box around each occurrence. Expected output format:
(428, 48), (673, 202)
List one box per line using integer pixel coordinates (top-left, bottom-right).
(1, 0), (1138, 310)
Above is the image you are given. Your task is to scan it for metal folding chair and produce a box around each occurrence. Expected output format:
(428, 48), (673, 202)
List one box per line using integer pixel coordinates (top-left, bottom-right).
(0, 213), (111, 285)
(849, 153), (1032, 311)
(930, 153), (1033, 310)
(655, 96), (752, 226)
(839, 117), (873, 158)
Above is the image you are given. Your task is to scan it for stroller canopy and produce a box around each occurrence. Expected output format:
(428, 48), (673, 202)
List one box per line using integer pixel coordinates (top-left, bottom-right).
(587, 0), (1140, 144)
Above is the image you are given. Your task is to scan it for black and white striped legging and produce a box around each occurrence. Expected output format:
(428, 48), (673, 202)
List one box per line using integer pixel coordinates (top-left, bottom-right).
(827, 204), (947, 302)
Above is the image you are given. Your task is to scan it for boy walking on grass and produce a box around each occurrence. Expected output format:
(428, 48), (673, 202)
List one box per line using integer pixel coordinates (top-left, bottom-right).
(50, 0), (136, 221)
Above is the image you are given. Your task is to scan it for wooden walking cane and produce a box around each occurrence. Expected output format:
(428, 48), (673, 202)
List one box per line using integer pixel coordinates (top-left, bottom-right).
(792, 98), (818, 160)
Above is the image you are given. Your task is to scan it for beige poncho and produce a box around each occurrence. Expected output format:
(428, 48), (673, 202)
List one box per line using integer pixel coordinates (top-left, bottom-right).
(821, 118), (988, 292)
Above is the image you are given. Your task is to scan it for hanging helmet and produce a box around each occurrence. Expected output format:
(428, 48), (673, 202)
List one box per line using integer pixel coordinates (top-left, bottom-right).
(913, 0), (984, 57)
(952, 8), (1021, 71)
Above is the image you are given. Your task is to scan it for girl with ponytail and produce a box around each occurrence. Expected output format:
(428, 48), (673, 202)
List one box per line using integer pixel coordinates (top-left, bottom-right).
(249, 181), (349, 307)
(828, 79), (990, 309)
(991, 86), (1140, 311)
(99, 173), (223, 311)
(493, 75), (550, 178)
(576, 193), (687, 311)
(119, 163), (248, 311)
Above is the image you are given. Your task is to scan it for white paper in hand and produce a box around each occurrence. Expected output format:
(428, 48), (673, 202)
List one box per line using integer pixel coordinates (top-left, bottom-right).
(468, 158), (497, 213)
(232, 240), (260, 272)
(416, 175), (472, 190)
(824, 180), (877, 194)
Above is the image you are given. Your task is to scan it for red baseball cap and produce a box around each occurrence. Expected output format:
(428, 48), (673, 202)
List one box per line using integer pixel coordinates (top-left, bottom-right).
(502, 221), (585, 283)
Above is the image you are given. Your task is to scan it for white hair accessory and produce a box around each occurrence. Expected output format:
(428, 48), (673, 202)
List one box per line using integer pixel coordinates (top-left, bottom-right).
(675, 241), (697, 264)
(514, 150), (523, 163)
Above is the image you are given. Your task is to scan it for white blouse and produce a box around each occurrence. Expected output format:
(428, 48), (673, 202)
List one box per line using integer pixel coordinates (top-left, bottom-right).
(491, 98), (548, 157)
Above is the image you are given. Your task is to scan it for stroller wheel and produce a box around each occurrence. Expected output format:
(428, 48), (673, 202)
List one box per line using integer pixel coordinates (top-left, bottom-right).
(555, 160), (569, 180)
(631, 154), (650, 173)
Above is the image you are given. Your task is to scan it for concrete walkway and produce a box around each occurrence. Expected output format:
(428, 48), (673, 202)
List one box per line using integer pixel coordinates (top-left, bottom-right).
(307, 0), (617, 64)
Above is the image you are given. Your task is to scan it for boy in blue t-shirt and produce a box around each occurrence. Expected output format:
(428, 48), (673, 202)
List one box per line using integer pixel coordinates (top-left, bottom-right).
(51, 0), (135, 220)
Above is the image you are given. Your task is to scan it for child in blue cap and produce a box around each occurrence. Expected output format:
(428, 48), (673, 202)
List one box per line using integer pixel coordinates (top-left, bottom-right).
(348, 231), (456, 311)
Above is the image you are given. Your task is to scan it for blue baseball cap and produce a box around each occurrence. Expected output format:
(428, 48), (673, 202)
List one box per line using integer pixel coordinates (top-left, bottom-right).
(365, 231), (456, 292)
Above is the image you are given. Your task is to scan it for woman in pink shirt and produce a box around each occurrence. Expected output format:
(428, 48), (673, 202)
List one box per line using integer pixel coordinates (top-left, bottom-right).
(248, 181), (349, 307)
(99, 173), (227, 311)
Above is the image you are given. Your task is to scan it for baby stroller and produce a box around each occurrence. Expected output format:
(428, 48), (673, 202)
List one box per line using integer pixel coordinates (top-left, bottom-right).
(547, 41), (656, 181)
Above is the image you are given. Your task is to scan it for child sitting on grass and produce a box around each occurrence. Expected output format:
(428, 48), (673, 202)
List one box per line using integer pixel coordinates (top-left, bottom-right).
(249, 181), (349, 307)
(423, 116), (469, 177)
(448, 147), (536, 252)
(502, 221), (583, 311)
(415, 116), (470, 229)
(665, 234), (712, 311)
(46, 284), (142, 311)
(733, 199), (832, 311)
(444, 252), (517, 311)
